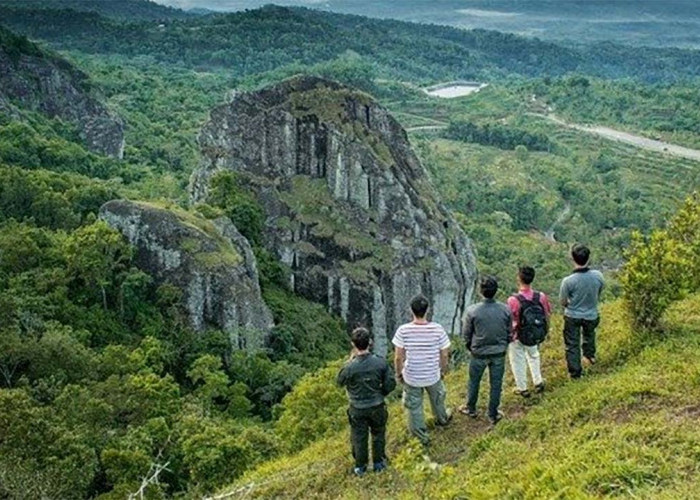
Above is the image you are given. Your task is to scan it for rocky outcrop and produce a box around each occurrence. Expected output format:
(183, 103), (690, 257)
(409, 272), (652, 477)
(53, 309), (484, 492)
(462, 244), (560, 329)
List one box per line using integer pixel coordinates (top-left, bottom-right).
(99, 200), (274, 349)
(192, 76), (477, 355)
(0, 26), (124, 158)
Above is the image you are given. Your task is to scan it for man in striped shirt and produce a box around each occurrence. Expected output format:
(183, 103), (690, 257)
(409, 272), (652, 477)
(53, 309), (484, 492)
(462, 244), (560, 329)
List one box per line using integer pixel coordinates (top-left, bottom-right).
(393, 295), (452, 446)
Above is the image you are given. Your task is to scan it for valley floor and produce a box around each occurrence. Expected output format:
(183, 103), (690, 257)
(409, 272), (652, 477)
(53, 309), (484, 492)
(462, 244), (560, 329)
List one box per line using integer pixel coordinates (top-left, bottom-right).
(216, 296), (700, 499)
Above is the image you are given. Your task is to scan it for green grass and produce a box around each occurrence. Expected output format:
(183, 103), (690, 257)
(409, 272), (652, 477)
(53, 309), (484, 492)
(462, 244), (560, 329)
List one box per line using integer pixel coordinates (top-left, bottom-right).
(216, 295), (700, 498)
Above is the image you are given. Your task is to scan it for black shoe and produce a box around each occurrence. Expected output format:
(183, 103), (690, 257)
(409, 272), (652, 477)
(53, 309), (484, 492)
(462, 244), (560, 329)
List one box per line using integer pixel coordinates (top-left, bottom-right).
(353, 466), (367, 477)
(489, 411), (504, 426)
(535, 382), (545, 394)
(514, 389), (531, 398)
(436, 410), (453, 427)
(373, 461), (387, 473)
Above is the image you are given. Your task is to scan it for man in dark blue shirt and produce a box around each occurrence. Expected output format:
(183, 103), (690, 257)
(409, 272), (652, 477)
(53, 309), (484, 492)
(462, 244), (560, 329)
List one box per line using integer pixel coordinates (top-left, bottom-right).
(337, 327), (396, 476)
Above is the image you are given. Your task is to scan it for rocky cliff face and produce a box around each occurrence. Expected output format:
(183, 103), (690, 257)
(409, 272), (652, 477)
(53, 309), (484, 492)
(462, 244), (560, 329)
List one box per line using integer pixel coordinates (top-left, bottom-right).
(192, 76), (477, 355)
(100, 200), (274, 348)
(0, 27), (124, 158)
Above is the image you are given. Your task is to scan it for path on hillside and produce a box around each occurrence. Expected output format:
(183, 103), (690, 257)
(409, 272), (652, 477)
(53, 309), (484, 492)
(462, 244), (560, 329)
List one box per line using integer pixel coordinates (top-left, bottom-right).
(544, 203), (571, 242)
(533, 114), (700, 162)
(405, 124), (448, 133)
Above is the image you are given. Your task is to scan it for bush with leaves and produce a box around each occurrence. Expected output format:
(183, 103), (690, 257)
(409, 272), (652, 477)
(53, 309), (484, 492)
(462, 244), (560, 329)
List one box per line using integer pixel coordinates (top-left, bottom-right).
(274, 360), (346, 451)
(207, 171), (266, 245)
(621, 194), (700, 329)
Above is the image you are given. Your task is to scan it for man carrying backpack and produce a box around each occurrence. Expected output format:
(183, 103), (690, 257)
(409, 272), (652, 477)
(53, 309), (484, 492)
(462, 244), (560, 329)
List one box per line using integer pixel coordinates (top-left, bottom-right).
(507, 266), (551, 397)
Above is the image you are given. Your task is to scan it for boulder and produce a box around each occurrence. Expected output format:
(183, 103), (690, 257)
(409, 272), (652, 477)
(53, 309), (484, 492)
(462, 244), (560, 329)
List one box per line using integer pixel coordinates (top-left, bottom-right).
(100, 200), (273, 349)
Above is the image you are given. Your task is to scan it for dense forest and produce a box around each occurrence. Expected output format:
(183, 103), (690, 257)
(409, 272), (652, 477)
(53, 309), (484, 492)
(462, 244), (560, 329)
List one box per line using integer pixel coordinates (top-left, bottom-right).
(0, 0), (191, 20)
(1, 1), (700, 497)
(2, 4), (700, 83)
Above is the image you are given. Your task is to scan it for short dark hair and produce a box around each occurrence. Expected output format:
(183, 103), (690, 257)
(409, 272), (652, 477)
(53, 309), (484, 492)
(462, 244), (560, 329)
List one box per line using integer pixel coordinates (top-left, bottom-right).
(518, 266), (535, 285)
(480, 276), (498, 299)
(571, 244), (590, 266)
(351, 327), (372, 350)
(410, 295), (429, 318)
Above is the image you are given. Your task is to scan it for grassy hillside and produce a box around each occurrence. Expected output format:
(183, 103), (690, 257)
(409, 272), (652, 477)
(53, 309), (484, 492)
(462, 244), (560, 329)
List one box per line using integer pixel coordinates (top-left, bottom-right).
(218, 295), (700, 499)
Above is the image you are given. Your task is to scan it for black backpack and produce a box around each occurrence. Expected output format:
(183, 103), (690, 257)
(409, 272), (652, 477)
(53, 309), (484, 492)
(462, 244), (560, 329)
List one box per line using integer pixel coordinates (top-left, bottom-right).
(515, 292), (548, 346)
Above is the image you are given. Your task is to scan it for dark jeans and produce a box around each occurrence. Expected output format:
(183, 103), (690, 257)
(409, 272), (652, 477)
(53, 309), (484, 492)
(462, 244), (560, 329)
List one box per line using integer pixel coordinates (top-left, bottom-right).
(467, 354), (505, 420)
(348, 403), (388, 468)
(563, 316), (600, 378)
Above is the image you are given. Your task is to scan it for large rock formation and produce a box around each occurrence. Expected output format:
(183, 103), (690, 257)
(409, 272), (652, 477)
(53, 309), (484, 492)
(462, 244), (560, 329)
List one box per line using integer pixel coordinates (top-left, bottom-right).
(100, 200), (274, 349)
(191, 76), (477, 355)
(0, 26), (124, 158)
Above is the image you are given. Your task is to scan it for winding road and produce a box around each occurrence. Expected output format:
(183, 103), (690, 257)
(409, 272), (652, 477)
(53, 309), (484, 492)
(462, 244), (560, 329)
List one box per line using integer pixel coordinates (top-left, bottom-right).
(405, 124), (448, 133)
(533, 114), (700, 162)
(405, 112), (700, 162)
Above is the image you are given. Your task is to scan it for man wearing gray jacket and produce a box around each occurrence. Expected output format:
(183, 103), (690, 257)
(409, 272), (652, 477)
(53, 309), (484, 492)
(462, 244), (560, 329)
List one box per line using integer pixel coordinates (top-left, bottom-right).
(459, 276), (512, 425)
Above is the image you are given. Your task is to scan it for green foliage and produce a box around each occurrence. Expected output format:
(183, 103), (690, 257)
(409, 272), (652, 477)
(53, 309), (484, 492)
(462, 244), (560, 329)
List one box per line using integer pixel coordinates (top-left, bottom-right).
(0, 24), (43, 63)
(177, 413), (276, 492)
(188, 354), (252, 418)
(263, 286), (348, 368)
(0, 165), (118, 230)
(0, 0), (192, 21)
(393, 440), (456, 499)
(0, 389), (98, 499)
(63, 220), (134, 309)
(443, 120), (554, 152)
(4, 5), (700, 83)
(207, 171), (265, 245)
(274, 360), (347, 452)
(621, 195), (700, 329)
(0, 121), (123, 178)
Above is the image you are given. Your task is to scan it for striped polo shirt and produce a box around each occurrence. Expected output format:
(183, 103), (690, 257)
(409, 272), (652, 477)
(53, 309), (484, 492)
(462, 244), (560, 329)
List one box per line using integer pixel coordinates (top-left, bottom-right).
(392, 321), (451, 387)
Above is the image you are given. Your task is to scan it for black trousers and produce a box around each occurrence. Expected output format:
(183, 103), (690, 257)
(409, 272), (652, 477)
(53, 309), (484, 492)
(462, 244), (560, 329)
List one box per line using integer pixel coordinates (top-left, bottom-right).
(563, 316), (600, 378)
(348, 403), (388, 468)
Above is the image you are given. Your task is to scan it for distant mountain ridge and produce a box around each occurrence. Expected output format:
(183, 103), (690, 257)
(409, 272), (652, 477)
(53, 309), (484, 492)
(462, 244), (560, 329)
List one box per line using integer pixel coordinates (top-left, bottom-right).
(159, 0), (700, 48)
(1, 4), (699, 83)
(0, 0), (192, 20)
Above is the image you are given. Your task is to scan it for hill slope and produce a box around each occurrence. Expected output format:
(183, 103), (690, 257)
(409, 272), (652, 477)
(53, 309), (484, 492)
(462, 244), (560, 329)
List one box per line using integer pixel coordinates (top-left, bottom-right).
(0, 25), (124, 157)
(0, 0), (191, 20)
(1, 5), (700, 82)
(218, 295), (700, 498)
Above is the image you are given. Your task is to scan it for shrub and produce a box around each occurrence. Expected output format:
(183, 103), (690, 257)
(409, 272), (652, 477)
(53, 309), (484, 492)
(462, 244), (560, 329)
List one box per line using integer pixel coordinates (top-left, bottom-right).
(620, 194), (699, 329)
(274, 360), (346, 451)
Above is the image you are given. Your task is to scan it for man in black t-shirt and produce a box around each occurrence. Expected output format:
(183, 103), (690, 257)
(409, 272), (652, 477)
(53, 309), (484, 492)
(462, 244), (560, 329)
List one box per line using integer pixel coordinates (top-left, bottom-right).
(337, 327), (396, 476)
